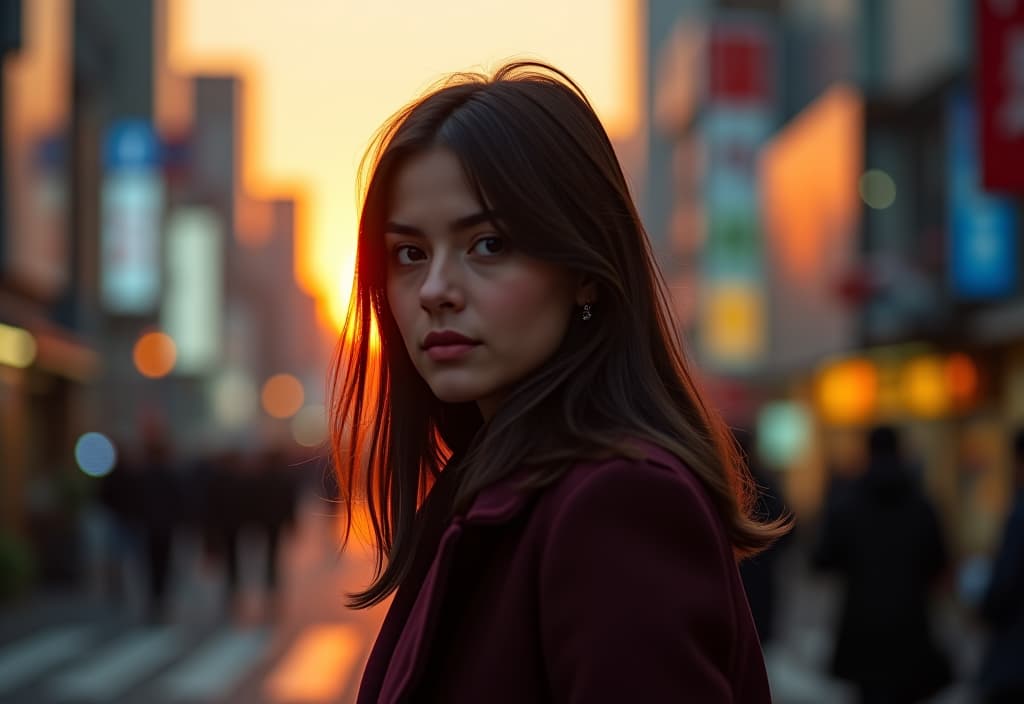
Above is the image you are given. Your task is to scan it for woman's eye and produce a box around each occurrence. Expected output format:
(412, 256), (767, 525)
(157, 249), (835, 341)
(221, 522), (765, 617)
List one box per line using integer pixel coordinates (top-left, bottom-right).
(471, 236), (505, 256)
(394, 245), (426, 265)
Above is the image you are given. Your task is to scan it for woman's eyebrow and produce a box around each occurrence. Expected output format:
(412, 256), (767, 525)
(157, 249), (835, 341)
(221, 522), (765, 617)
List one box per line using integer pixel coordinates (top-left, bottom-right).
(384, 210), (499, 237)
(450, 210), (498, 230)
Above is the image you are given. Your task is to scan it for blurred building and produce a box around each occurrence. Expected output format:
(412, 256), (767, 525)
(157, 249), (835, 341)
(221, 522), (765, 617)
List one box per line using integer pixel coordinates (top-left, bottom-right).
(1, 0), (98, 585)
(0, 0), (326, 590)
(644, 0), (1024, 556)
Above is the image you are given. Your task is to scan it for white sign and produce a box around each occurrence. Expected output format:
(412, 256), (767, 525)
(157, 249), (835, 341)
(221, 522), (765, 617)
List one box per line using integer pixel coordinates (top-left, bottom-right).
(161, 207), (223, 373)
(100, 171), (164, 313)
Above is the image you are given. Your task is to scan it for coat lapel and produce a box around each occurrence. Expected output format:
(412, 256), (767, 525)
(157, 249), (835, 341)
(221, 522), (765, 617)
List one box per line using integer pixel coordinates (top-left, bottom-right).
(376, 471), (535, 703)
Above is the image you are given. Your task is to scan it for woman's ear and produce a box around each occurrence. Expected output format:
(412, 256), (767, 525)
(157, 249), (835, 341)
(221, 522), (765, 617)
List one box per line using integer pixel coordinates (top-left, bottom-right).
(575, 277), (598, 306)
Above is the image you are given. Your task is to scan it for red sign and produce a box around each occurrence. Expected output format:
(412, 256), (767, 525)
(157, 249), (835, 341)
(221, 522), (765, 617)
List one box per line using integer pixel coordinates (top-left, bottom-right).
(709, 23), (774, 106)
(979, 0), (1024, 192)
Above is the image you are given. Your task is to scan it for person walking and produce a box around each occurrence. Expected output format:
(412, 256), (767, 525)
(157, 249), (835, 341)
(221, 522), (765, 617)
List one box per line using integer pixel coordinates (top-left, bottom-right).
(812, 425), (952, 703)
(975, 428), (1024, 703)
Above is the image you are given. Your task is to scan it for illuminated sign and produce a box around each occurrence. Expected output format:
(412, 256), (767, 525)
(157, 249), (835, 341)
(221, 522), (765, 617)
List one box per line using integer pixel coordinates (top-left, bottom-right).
(948, 92), (1018, 299)
(698, 19), (775, 372)
(100, 120), (165, 314)
(161, 207), (223, 374)
(979, 0), (1024, 192)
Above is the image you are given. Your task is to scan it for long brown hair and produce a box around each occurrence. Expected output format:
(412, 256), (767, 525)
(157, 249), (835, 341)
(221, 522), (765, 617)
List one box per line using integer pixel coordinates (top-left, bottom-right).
(330, 61), (789, 608)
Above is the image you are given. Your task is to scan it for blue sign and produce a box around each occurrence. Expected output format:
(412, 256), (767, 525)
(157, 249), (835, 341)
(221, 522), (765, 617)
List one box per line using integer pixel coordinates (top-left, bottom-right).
(100, 119), (165, 314)
(948, 92), (1018, 299)
(103, 120), (161, 170)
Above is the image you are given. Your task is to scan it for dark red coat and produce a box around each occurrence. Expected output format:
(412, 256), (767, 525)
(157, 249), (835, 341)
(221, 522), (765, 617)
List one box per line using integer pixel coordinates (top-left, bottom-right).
(357, 443), (772, 703)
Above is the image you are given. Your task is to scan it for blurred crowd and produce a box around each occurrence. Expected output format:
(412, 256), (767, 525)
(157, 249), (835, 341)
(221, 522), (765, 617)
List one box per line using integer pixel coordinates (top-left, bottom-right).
(84, 440), (317, 625)
(740, 423), (1024, 703)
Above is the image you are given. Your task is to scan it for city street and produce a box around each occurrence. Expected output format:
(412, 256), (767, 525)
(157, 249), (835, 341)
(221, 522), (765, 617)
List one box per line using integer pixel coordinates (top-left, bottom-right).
(0, 490), (986, 703)
(0, 491), (389, 704)
(2, 1), (1022, 702)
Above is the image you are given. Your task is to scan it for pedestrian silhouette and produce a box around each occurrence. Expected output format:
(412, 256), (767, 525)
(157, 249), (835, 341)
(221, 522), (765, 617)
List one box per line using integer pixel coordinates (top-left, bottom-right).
(252, 447), (299, 614)
(98, 446), (142, 602)
(812, 425), (953, 703)
(975, 428), (1024, 703)
(735, 428), (792, 646)
(137, 437), (183, 624)
(201, 450), (245, 615)
(202, 449), (299, 621)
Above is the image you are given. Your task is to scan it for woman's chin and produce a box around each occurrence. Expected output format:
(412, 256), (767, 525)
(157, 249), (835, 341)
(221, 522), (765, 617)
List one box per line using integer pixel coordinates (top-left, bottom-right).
(428, 384), (484, 405)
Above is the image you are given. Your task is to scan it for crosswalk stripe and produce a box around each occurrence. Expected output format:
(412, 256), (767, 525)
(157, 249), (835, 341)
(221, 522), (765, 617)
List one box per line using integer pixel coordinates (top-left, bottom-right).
(0, 625), (96, 696)
(155, 627), (270, 700)
(49, 627), (185, 701)
(264, 623), (362, 703)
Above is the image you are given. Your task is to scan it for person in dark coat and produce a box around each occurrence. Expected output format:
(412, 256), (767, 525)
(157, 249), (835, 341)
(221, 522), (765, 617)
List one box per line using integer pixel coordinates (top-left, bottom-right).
(736, 428), (792, 646)
(330, 61), (790, 703)
(252, 447), (299, 605)
(813, 425), (952, 703)
(976, 428), (1024, 703)
(202, 450), (246, 608)
(135, 437), (183, 623)
(98, 448), (143, 600)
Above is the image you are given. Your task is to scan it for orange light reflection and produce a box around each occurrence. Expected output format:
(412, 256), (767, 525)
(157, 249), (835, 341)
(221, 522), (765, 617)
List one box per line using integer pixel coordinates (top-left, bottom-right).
(761, 85), (863, 281)
(263, 624), (361, 703)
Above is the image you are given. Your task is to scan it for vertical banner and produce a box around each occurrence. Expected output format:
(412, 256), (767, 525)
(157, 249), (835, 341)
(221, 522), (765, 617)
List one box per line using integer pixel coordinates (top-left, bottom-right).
(9, 134), (70, 300)
(161, 206), (223, 374)
(979, 0), (1024, 192)
(2, 0), (71, 300)
(699, 19), (776, 372)
(948, 91), (1018, 299)
(101, 120), (165, 314)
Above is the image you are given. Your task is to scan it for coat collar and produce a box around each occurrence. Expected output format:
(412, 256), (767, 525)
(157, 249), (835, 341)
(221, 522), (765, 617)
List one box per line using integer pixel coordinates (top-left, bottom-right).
(369, 439), (679, 703)
(374, 466), (539, 702)
(462, 470), (535, 524)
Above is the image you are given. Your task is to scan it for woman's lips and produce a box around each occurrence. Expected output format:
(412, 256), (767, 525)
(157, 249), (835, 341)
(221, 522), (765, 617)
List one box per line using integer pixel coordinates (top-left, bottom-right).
(425, 343), (478, 362)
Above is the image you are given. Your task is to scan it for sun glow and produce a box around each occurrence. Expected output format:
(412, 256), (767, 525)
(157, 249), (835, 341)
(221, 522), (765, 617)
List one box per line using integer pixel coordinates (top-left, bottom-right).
(168, 0), (640, 330)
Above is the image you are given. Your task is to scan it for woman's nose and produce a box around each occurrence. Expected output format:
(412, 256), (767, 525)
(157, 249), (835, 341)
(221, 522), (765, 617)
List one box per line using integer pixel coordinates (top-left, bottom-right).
(418, 255), (464, 311)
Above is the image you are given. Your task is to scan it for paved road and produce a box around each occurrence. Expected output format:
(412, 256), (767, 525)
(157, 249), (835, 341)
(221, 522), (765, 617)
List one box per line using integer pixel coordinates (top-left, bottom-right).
(0, 495), (989, 704)
(0, 493), (388, 704)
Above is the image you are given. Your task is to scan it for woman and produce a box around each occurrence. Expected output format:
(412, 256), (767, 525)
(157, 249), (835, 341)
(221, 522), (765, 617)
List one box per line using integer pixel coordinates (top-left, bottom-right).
(330, 61), (788, 703)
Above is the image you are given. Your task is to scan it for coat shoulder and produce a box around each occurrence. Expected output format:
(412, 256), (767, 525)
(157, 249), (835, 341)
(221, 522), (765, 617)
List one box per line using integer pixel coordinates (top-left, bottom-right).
(534, 441), (731, 554)
(547, 442), (717, 515)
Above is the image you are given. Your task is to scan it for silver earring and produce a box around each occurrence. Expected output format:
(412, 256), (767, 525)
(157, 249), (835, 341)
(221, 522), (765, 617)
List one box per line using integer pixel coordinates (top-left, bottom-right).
(582, 303), (593, 321)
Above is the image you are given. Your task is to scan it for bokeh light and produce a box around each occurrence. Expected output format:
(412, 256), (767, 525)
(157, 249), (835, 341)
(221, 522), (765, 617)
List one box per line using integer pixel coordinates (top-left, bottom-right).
(211, 369), (258, 429)
(291, 404), (327, 447)
(901, 355), (950, 418)
(133, 331), (177, 378)
(816, 358), (879, 425)
(859, 168), (896, 209)
(261, 373), (304, 419)
(0, 323), (37, 369)
(757, 401), (813, 469)
(946, 353), (979, 407)
(75, 432), (117, 477)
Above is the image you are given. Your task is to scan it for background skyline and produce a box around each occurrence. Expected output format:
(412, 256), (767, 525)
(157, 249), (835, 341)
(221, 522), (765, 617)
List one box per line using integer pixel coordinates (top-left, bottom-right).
(167, 0), (642, 328)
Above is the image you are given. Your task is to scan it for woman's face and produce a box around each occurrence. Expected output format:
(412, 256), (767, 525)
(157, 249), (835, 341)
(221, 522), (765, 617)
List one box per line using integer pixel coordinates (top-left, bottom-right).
(384, 147), (583, 421)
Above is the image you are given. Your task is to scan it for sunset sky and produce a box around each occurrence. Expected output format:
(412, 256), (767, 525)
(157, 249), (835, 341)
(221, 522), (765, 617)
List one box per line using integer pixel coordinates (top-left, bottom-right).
(167, 0), (642, 329)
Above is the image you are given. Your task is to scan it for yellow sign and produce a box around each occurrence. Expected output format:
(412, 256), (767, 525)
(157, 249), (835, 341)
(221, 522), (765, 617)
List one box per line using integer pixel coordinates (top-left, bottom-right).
(701, 282), (764, 369)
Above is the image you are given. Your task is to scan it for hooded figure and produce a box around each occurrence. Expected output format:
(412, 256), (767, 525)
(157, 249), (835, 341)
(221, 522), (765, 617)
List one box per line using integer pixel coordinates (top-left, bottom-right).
(976, 428), (1024, 703)
(813, 425), (953, 703)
